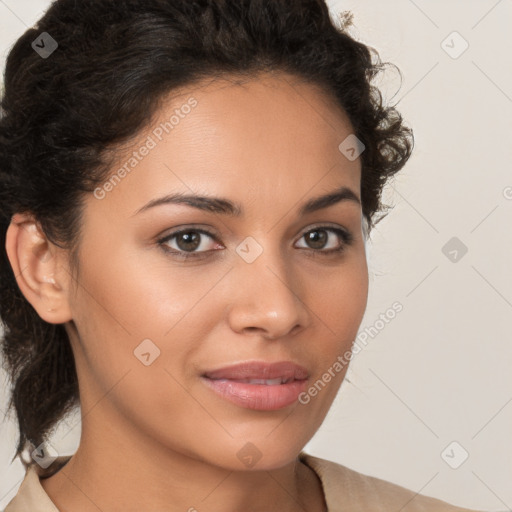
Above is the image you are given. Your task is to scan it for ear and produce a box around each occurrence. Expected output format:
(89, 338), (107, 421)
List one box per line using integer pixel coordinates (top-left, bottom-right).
(5, 212), (73, 324)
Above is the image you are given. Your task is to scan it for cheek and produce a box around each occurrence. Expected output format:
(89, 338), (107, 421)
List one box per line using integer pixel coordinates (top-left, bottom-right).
(68, 237), (228, 385)
(295, 261), (367, 419)
(67, 247), (217, 438)
(307, 255), (369, 343)
(72, 234), (219, 335)
(65, 233), (368, 457)
(71, 238), (368, 378)
(299, 254), (368, 410)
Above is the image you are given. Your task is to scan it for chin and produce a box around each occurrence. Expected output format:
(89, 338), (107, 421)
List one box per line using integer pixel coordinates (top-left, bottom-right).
(205, 437), (307, 472)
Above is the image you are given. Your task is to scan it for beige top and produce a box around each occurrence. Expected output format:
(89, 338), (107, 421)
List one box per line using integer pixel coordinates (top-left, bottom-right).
(3, 451), (480, 512)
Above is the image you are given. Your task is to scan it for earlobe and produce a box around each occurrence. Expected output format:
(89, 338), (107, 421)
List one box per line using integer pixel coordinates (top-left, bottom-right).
(5, 212), (73, 324)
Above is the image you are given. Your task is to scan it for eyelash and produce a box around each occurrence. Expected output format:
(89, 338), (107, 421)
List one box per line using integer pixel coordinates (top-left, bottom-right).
(157, 225), (354, 261)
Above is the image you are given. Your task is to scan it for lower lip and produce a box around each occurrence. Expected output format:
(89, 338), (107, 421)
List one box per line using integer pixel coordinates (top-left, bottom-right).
(201, 377), (309, 411)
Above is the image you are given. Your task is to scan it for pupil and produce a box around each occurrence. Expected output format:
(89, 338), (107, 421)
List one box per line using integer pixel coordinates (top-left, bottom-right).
(178, 232), (200, 251)
(307, 230), (326, 249)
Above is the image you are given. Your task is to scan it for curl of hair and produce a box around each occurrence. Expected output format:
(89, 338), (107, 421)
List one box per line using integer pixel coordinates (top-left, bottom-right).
(0, 0), (413, 462)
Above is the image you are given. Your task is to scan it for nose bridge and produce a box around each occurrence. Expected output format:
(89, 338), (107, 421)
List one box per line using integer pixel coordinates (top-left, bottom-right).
(227, 235), (309, 338)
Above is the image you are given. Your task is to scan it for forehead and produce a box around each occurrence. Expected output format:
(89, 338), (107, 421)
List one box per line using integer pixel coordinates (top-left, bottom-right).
(166, 71), (356, 147)
(89, 71), (361, 221)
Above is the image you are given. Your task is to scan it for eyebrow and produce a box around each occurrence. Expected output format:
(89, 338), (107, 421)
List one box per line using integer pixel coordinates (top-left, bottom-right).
(133, 185), (361, 217)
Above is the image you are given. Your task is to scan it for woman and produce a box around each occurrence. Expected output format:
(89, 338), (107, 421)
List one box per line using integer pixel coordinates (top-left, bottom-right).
(0, 0), (481, 510)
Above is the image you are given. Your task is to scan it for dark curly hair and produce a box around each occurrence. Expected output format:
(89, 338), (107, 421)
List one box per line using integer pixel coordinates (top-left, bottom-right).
(0, 0), (413, 464)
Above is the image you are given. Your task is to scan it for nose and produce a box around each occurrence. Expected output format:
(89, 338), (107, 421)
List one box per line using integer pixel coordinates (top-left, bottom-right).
(226, 249), (311, 340)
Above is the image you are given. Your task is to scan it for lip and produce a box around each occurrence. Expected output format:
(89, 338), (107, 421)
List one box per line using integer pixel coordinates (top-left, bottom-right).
(201, 361), (309, 411)
(202, 361), (309, 381)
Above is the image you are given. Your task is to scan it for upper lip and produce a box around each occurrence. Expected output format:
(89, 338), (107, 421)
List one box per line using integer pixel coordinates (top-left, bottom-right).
(202, 361), (309, 381)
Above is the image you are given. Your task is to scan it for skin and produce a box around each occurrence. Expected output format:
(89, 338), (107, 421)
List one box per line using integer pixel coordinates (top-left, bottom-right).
(6, 71), (369, 512)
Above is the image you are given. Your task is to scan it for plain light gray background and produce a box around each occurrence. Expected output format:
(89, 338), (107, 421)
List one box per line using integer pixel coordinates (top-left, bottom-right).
(1, 1), (511, 510)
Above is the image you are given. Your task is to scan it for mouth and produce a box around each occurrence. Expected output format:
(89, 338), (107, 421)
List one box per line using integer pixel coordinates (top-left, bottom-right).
(201, 361), (309, 411)
(210, 377), (296, 385)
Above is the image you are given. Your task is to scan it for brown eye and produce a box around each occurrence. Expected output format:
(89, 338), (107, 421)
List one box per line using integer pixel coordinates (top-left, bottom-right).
(296, 226), (353, 253)
(174, 231), (201, 252)
(304, 229), (328, 250)
(158, 228), (220, 259)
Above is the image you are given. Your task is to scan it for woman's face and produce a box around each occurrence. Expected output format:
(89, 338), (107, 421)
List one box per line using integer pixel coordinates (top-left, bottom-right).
(61, 72), (369, 470)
